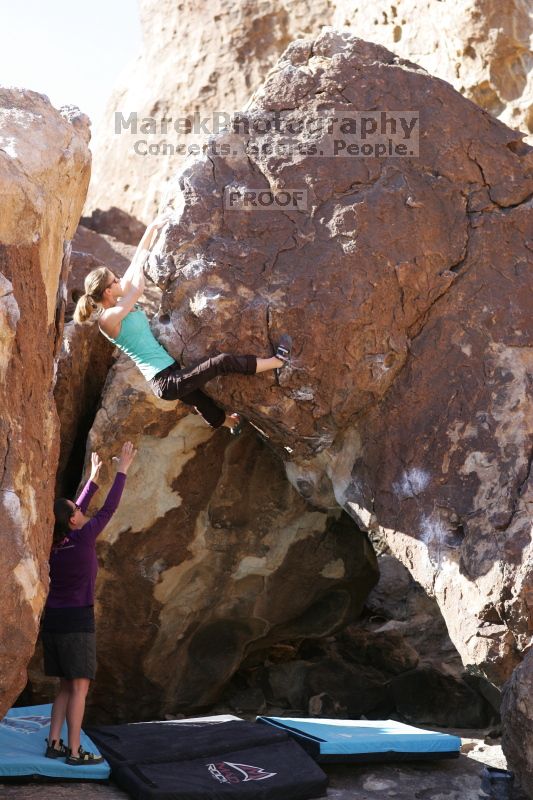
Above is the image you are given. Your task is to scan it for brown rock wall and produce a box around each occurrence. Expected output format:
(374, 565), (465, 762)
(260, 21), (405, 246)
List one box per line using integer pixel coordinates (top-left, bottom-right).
(0, 89), (91, 716)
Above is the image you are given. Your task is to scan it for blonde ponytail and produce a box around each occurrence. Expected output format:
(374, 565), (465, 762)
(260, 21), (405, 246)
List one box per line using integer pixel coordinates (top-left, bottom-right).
(73, 293), (97, 324)
(73, 266), (113, 324)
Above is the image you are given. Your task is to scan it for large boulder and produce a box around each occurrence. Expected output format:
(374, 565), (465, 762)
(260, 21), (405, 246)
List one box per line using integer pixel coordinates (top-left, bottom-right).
(81, 358), (377, 722)
(143, 29), (532, 688)
(86, 0), (532, 221)
(0, 89), (90, 716)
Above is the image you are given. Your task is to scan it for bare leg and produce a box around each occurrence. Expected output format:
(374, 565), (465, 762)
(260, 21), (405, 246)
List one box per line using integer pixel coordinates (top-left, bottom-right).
(66, 678), (91, 754)
(222, 412), (241, 430)
(48, 678), (70, 744)
(255, 356), (283, 373)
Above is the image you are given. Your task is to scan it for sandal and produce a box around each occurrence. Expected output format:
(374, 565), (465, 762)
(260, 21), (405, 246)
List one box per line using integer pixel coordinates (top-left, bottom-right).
(275, 333), (293, 365)
(45, 737), (68, 759)
(66, 745), (104, 766)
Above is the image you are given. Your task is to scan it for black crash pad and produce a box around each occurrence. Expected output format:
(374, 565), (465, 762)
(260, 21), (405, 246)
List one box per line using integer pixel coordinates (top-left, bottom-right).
(86, 719), (327, 800)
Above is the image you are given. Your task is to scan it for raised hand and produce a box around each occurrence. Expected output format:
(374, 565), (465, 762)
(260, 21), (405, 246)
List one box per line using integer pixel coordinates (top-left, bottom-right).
(151, 209), (174, 231)
(116, 441), (137, 474)
(141, 211), (172, 254)
(90, 452), (103, 482)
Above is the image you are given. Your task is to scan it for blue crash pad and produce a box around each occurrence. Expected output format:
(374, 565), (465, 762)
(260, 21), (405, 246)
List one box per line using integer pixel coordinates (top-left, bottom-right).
(257, 717), (461, 763)
(0, 703), (110, 780)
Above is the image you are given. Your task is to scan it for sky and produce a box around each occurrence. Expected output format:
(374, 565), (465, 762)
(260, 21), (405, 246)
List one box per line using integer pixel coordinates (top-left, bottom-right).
(0, 0), (142, 126)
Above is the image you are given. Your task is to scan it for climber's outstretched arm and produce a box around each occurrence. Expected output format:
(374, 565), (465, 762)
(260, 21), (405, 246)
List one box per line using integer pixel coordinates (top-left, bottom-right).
(120, 213), (170, 294)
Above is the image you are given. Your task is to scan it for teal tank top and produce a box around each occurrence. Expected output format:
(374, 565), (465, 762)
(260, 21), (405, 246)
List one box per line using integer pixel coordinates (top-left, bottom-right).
(100, 306), (175, 381)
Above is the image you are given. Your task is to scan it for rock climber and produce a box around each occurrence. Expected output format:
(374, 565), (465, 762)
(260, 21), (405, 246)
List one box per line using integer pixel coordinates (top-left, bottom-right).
(73, 214), (292, 435)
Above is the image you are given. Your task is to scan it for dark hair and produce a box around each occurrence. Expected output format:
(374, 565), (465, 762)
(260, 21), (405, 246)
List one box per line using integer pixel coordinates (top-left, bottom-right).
(53, 498), (74, 545)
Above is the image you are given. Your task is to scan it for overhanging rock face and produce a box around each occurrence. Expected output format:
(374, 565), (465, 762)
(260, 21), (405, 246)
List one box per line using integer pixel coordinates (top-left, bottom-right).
(145, 30), (533, 684)
(0, 89), (91, 717)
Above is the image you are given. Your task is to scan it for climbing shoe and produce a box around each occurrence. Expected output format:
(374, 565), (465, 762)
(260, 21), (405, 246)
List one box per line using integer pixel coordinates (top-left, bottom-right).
(275, 334), (293, 365)
(45, 737), (68, 759)
(228, 413), (243, 437)
(66, 745), (104, 766)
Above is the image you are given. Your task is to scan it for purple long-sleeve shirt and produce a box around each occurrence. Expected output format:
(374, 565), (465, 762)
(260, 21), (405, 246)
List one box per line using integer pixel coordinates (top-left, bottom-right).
(46, 472), (126, 608)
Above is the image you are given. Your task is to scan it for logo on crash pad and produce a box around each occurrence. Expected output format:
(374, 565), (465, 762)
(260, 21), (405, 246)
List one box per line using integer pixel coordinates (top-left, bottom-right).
(0, 715), (50, 734)
(208, 761), (277, 783)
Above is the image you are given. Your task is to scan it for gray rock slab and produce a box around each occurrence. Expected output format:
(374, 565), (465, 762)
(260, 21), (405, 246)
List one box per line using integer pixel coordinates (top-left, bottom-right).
(327, 755), (489, 799)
